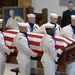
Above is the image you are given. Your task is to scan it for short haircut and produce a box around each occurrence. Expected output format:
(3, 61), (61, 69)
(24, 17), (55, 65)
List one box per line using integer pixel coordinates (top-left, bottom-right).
(68, 1), (74, 4)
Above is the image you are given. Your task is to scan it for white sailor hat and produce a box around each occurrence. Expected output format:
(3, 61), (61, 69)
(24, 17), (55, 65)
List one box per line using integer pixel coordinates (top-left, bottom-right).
(50, 13), (58, 18)
(27, 13), (35, 18)
(71, 15), (75, 20)
(18, 22), (28, 27)
(44, 23), (54, 28)
(0, 19), (3, 23)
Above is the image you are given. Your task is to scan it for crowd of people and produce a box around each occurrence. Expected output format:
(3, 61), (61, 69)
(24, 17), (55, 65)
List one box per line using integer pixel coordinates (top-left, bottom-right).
(0, 0), (75, 75)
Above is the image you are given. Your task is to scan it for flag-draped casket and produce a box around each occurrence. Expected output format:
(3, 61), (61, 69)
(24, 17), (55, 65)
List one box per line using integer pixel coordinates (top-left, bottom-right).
(3, 30), (75, 65)
(55, 36), (75, 65)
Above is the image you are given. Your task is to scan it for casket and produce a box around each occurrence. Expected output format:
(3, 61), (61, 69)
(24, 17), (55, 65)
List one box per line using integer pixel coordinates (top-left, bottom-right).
(57, 43), (75, 65)
(57, 43), (75, 72)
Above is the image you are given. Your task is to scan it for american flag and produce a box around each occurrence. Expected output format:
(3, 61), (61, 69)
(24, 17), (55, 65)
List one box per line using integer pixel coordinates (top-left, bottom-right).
(3, 30), (75, 56)
(3, 30), (19, 52)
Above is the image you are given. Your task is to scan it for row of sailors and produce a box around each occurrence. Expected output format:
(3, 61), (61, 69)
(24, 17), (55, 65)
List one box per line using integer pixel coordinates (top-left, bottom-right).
(0, 13), (75, 75)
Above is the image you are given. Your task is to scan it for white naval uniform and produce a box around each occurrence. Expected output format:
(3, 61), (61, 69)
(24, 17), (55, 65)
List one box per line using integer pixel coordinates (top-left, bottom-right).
(40, 34), (58, 75)
(13, 33), (37, 75)
(6, 16), (24, 29)
(35, 22), (61, 35)
(25, 22), (39, 68)
(57, 24), (75, 75)
(0, 31), (10, 75)
(26, 22), (39, 32)
(58, 24), (75, 39)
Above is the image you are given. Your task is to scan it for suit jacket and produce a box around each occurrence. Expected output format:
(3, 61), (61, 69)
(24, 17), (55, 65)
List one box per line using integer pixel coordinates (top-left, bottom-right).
(62, 9), (75, 27)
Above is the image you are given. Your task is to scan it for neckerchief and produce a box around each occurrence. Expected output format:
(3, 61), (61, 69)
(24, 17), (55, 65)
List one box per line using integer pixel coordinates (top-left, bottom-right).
(29, 22), (34, 32)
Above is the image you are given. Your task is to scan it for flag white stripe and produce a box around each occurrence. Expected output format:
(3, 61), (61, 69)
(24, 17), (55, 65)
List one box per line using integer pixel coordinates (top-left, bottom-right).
(56, 41), (68, 47)
(3, 33), (17, 38)
(5, 41), (13, 46)
(27, 32), (44, 36)
(28, 37), (42, 42)
(55, 36), (72, 44)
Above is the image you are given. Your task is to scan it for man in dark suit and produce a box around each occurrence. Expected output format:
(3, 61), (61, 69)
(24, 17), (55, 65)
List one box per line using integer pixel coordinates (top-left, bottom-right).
(61, 1), (75, 27)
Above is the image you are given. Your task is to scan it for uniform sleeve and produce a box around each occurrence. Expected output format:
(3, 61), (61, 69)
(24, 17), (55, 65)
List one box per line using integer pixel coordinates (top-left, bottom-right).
(0, 42), (10, 55)
(45, 38), (58, 62)
(17, 37), (37, 57)
(57, 28), (64, 37)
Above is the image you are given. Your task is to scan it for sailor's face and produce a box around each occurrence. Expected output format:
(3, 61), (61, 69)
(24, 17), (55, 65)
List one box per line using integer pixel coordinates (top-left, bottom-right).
(46, 28), (55, 35)
(50, 17), (58, 24)
(28, 17), (36, 24)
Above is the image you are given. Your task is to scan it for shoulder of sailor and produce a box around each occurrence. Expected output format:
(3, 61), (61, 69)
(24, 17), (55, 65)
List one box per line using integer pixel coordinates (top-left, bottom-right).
(16, 33), (25, 40)
(43, 34), (54, 43)
(48, 35), (54, 42)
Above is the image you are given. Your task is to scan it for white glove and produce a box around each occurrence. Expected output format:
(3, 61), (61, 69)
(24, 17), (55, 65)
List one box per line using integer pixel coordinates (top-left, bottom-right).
(32, 53), (37, 57)
(55, 57), (59, 62)
(10, 49), (15, 53)
(7, 49), (11, 55)
(56, 49), (63, 55)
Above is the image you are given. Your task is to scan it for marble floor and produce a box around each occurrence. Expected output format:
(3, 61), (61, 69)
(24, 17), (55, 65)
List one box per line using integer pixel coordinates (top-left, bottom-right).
(4, 63), (68, 75)
(4, 63), (19, 75)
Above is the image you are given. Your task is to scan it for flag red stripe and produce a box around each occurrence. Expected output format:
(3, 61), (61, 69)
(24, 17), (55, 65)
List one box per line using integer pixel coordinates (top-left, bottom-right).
(6, 45), (17, 51)
(4, 31), (18, 34)
(55, 38), (70, 44)
(28, 34), (43, 39)
(6, 45), (11, 49)
(32, 49), (43, 56)
(64, 37), (75, 43)
(4, 36), (13, 42)
(55, 45), (65, 51)
(29, 41), (40, 46)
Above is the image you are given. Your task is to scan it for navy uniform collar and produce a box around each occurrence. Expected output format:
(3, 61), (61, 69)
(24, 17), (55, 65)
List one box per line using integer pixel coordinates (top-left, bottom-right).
(29, 22), (34, 31)
(20, 31), (27, 38)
